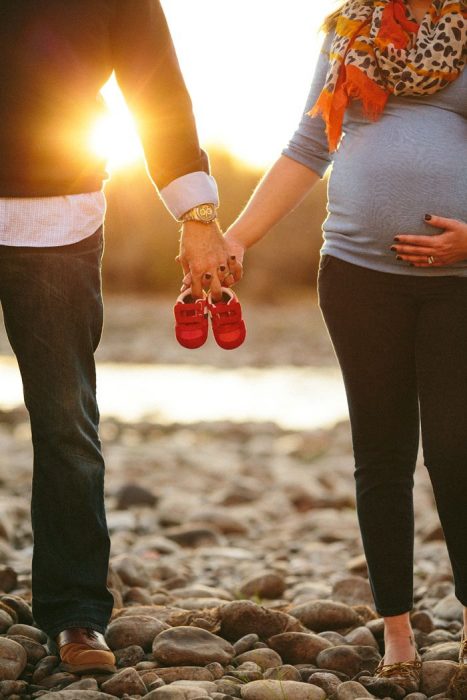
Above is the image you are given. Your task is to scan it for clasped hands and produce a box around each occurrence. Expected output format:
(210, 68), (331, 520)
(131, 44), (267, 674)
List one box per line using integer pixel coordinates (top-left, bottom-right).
(177, 220), (244, 300)
(391, 214), (467, 267)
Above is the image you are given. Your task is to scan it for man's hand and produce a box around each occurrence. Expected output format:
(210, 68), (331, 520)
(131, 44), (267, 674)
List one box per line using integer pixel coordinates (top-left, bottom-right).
(178, 220), (229, 300)
(392, 215), (467, 267)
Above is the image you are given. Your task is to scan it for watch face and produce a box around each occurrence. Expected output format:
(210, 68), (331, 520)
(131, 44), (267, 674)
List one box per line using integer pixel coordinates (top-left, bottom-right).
(197, 204), (216, 221)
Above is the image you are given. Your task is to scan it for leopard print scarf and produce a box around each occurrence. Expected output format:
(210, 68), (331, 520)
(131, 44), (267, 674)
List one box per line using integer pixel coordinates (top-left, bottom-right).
(311, 0), (467, 151)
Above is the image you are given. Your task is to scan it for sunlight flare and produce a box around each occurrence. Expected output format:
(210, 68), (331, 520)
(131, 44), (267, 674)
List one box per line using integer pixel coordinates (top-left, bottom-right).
(90, 75), (144, 171)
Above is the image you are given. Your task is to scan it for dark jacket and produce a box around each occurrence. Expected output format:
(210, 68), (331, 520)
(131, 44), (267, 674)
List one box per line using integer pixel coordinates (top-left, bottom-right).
(0, 0), (209, 196)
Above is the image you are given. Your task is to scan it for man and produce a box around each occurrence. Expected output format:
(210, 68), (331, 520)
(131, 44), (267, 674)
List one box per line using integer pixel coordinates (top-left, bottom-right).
(0, 0), (234, 673)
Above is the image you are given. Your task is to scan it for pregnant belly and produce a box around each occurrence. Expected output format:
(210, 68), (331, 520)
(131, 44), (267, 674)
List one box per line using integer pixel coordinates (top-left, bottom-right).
(326, 114), (467, 250)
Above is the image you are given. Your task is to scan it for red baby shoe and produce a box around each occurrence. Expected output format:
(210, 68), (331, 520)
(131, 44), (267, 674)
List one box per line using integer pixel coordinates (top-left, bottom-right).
(174, 289), (208, 349)
(207, 287), (246, 350)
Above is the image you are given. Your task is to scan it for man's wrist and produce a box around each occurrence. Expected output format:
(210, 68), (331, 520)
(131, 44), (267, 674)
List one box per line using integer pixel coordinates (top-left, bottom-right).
(179, 203), (218, 224)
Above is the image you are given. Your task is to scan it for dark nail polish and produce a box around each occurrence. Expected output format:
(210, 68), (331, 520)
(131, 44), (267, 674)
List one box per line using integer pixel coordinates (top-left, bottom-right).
(219, 266), (226, 272)
(394, 237), (400, 242)
(204, 273), (212, 279)
(396, 256), (403, 260)
(390, 246), (397, 251)
(425, 214), (432, 221)
(230, 255), (236, 260)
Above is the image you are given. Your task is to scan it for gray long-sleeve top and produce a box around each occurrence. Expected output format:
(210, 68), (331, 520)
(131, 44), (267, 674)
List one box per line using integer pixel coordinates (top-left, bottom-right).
(283, 31), (467, 276)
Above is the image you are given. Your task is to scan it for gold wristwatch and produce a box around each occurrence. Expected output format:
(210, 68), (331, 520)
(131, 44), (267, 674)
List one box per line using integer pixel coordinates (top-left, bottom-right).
(179, 203), (218, 224)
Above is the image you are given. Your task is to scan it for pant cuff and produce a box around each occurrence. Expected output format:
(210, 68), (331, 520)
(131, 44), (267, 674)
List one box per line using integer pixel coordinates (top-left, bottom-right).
(43, 619), (108, 642)
(375, 605), (413, 617)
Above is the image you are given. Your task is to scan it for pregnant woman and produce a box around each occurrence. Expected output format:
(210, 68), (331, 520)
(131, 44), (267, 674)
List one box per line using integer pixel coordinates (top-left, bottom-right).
(224, 0), (467, 693)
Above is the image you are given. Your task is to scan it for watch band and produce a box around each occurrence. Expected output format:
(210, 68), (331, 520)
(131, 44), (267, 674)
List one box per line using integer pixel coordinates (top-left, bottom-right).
(179, 203), (218, 224)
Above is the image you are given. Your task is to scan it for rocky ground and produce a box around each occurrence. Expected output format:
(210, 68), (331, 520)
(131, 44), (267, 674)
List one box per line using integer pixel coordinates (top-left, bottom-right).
(0, 297), (464, 699)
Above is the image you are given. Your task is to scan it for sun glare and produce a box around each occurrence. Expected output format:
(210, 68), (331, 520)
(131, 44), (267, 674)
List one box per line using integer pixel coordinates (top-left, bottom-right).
(90, 75), (144, 172)
(90, 1), (334, 172)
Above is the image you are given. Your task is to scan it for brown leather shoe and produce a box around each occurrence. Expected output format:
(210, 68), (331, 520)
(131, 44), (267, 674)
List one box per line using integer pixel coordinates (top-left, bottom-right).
(56, 627), (116, 674)
(374, 652), (422, 694)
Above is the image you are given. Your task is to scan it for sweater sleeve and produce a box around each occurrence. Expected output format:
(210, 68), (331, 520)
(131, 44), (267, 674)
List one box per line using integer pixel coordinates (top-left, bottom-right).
(110, 0), (211, 194)
(282, 31), (334, 178)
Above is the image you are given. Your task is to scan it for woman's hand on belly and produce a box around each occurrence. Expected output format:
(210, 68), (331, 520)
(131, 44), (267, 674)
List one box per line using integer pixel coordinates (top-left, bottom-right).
(391, 215), (467, 267)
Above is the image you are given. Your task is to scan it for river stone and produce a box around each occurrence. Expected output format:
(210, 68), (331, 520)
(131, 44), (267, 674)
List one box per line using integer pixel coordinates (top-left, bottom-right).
(150, 687), (209, 699)
(172, 680), (218, 692)
(110, 553), (151, 587)
(268, 632), (332, 664)
(116, 482), (158, 509)
(220, 601), (301, 641)
(422, 642), (460, 662)
(105, 614), (169, 651)
(239, 572), (286, 600)
(155, 667), (215, 682)
(187, 507), (249, 534)
(173, 597), (228, 610)
(1, 595), (33, 624)
(65, 678), (99, 690)
(263, 664), (302, 681)
(235, 648), (282, 670)
(332, 577), (374, 607)
(114, 643), (145, 666)
(289, 600), (361, 632)
(101, 666), (148, 696)
(316, 645), (381, 677)
(233, 634), (260, 655)
(171, 586), (233, 601)
(432, 594), (464, 622)
(335, 680), (373, 699)
(6, 634), (47, 663)
(0, 637), (27, 680)
(307, 671), (342, 697)
(32, 654), (59, 683)
(39, 692), (118, 699)
(345, 626), (379, 648)
(0, 609), (14, 634)
(0, 566), (17, 593)
(411, 610), (435, 633)
(39, 671), (79, 689)
(153, 626), (234, 666)
(0, 680), (28, 696)
(7, 623), (47, 643)
(420, 660), (459, 696)
(240, 679), (326, 700)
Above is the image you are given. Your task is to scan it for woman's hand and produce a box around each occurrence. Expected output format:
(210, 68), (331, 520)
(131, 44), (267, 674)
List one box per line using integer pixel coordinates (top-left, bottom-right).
(391, 215), (467, 267)
(223, 227), (246, 286)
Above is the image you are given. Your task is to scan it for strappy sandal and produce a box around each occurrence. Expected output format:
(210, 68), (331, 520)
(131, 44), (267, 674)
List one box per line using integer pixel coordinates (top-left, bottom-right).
(448, 629), (467, 700)
(374, 652), (422, 694)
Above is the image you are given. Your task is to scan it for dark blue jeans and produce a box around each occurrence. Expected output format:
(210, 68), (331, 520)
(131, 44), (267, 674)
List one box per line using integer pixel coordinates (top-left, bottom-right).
(0, 227), (113, 637)
(318, 254), (467, 616)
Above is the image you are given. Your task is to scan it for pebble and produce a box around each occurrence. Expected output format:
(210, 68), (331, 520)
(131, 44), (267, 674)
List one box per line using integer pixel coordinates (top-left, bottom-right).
(238, 572), (286, 600)
(220, 601), (299, 642)
(240, 679), (326, 700)
(153, 627), (235, 666)
(234, 648), (282, 670)
(316, 645), (381, 677)
(0, 637), (27, 680)
(289, 600), (361, 632)
(101, 666), (148, 696)
(268, 632), (332, 664)
(155, 667), (216, 683)
(334, 680), (374, 699)
(420, 660), (459, 696)
(105, 614), (169, 651)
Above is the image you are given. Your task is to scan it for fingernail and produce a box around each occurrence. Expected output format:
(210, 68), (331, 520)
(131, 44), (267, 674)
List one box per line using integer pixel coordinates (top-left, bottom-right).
(390, 246), (397, 251)
(396, 256), (403, 260)
(425, 214), (432, 221)
(204, 273), (212, 279)
(394, 237), (400, 242)
(230, 255), (236, 260)
(219, 265), (226, 272)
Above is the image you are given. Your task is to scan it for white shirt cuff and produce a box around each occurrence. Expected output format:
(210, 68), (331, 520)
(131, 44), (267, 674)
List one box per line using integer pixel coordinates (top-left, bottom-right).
(159, 172), (219, 220)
